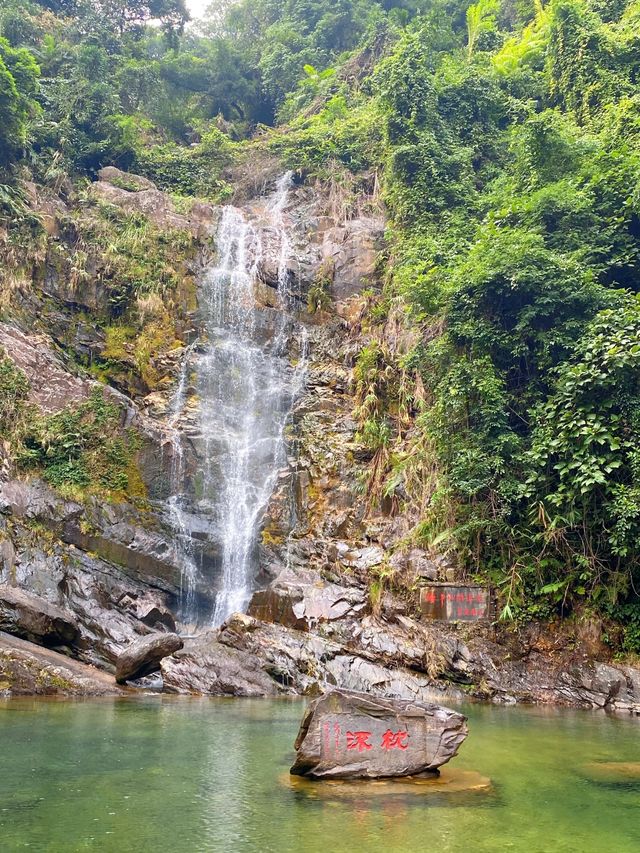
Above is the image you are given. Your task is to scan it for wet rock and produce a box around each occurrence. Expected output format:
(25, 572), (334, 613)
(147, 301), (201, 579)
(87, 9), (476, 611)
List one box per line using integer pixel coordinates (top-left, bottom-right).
(0, 511), (182, 669)
(559, 662), (629, 709)
(137, 603), (177, 632)
(0, 478), (188, 595)
(462, 628), (640, 712)
(115, 632), (183, 683)
(290, 689), (467, 779)
(0, 631), (123, 697)
(0, 585), (79, 647)
(161, 629), (280, 696)
(248, 567), (367, 631)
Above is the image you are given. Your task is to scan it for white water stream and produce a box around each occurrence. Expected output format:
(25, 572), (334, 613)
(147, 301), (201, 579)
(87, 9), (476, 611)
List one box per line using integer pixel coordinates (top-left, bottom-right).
(167, 174), (307, 626)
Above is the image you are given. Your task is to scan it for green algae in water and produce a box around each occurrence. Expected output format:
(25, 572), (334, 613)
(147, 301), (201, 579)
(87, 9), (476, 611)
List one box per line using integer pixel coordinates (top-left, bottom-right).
(1, 696), (639, 852)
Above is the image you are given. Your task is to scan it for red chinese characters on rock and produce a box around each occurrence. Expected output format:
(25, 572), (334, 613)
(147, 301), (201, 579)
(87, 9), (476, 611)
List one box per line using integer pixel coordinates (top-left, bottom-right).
(381, 729), (409, 750)
(346, 730), (372, 752)
(420, 585), (490, 622)
(322, 723), (411, 756)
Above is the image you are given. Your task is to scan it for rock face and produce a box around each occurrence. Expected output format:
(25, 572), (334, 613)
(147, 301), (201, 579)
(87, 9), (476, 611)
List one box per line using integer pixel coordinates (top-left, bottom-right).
(290, 689), (468, 779)
(115, 632), (183, 683)
(159, 612), (465, 705)
(0, 631), (122, 697)
(161, 629), (281, 696)
(5, 163), (640, 713)
(0, 480), (184, 670)
(0, 585), (79, 647)
(321, 217), (385, 303)
(248, 568), (367, 630)
(0, 326), (94, 414)
(92, 167), (216, 237)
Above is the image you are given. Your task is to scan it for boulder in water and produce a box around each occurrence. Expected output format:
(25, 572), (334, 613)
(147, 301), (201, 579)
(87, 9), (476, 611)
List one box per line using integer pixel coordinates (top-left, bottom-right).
(290, 689), (467, 779)
(115, 632), (183, 683)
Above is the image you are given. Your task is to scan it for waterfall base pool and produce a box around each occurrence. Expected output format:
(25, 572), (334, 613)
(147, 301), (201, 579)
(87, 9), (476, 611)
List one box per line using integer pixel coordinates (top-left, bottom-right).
(1, 696), (639, 852)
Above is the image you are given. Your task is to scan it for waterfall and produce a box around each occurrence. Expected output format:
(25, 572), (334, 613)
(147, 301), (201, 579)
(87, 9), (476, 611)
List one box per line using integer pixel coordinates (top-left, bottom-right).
(167, 173), (306, 627)
(166, 344), (198, 623)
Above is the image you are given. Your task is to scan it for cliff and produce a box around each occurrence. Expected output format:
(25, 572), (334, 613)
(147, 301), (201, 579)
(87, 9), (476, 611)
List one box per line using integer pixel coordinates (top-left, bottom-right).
(1, 166), (639, 713)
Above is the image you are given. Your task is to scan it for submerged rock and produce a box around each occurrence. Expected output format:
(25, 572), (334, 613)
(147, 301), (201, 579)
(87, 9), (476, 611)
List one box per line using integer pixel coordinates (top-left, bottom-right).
(290, 689), (467, 779)
(115, 632), (183, 683)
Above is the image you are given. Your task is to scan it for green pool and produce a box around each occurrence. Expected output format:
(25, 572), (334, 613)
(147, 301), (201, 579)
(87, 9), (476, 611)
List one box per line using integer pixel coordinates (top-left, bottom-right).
(1, 696), (639, 852)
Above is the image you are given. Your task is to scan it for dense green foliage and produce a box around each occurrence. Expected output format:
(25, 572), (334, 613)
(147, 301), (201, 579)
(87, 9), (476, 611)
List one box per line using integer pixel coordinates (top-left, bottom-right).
(259, 0), (640, 621)
(0, 0), (420, 185)
(1, 0), (640, 625)
(375, 0), (640, 621)
(0, 353), (142, 496)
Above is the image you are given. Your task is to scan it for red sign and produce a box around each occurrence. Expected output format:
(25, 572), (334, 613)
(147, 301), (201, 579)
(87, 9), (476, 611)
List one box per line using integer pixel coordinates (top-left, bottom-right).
(420, 585), (492, 622)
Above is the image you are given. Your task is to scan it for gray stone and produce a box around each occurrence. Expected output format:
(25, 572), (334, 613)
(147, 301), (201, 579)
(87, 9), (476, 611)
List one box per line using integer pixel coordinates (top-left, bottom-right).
(290, 689), (467, 779)
(407, 548), (440, 581)
(161, 629), (280, 696)
(216, 613), (465, 704)
(0, 631), (123, 697)
(248, 567), (366, 631)
(322, 217), (385, 303)
(0, 585), (79, 647)
(115, 632), (183, 683)
(0, 478), (189, 597)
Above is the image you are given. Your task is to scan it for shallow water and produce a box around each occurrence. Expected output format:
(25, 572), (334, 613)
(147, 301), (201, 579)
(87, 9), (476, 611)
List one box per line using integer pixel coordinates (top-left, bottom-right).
(1, 696), (639, 852)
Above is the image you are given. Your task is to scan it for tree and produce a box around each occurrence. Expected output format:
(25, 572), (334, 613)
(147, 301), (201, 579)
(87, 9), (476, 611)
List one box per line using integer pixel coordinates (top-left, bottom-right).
(94, 0), (190, 35)
(0, 37), (40, 169)
(466, 0), (499, 58)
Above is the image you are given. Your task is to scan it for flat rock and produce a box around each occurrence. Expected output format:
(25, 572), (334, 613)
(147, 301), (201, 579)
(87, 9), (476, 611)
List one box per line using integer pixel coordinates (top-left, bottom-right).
(290, 689), (467, 779)
(0, 585), (79, 647)
(0, 631), (122, 696)
(115, 632), (183, 683)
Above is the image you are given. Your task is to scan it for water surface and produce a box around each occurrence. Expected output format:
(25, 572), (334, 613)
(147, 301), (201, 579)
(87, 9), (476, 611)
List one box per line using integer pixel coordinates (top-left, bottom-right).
(1, 696), (639, 852)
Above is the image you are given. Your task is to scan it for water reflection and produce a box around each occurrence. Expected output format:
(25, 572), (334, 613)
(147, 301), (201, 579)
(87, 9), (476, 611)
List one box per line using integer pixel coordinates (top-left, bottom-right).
(1, 696), (640, 852)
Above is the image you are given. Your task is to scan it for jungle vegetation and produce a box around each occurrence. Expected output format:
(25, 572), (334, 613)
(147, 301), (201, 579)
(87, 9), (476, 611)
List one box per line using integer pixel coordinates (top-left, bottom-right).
(1, 0), (640, 636)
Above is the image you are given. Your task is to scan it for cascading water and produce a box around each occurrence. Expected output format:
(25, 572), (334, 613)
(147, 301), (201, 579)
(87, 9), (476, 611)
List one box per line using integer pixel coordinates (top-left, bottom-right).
(166, 345), (198, 623)
(167, 173), (306, 627)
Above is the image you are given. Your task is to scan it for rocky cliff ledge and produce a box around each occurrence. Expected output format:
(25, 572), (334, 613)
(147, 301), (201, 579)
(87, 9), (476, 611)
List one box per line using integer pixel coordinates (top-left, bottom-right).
(1, 167), (639, 713)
